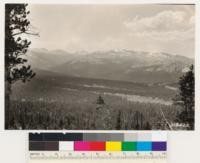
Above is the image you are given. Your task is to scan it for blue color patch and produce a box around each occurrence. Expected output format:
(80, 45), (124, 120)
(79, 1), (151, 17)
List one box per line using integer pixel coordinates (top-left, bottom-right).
(136, 142), (152, 151)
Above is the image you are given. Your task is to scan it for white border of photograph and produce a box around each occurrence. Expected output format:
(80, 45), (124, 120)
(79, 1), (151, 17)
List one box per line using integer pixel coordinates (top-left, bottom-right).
(0, 0), (200, 163)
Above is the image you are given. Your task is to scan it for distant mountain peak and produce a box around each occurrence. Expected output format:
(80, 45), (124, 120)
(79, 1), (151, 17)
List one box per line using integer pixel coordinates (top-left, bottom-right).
(27, 48), (193, 83)
(29, 48), (49, 53)
(51, 49), (68, 54)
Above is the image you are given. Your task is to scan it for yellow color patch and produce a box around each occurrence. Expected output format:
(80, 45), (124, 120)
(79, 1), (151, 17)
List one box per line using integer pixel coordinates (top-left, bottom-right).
(106, 141), (122, 151)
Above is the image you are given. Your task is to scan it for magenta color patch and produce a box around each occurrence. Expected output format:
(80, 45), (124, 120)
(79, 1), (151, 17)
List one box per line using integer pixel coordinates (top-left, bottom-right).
(74, 141), (90, 151)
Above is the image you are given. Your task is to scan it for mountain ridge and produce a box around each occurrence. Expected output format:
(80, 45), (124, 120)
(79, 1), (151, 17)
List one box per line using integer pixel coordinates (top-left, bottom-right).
(26, 48), (194, 83)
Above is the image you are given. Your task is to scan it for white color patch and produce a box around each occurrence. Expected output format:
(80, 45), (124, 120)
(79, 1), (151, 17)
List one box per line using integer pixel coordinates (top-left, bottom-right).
(59, 141), (74, 151)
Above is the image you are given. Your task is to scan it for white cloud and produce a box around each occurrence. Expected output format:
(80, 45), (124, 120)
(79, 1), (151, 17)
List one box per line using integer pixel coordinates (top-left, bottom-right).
(130, 28), (194, 42)
(124, 10), (194, 41)
(29, 5), (195, 58)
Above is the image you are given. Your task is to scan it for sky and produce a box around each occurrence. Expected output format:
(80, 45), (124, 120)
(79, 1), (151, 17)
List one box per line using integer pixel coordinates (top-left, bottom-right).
(28, 4), (195, 58)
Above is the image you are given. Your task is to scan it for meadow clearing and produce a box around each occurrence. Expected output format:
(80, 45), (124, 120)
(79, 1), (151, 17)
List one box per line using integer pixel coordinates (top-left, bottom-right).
(8, 71), (182, 130)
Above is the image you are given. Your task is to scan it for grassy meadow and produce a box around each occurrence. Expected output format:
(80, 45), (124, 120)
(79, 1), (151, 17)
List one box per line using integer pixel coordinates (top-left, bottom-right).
(8, 72), (183, 130)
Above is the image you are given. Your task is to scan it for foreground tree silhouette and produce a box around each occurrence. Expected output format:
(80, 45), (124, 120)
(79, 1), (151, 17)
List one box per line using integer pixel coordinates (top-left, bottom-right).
(5, 4), (37, 129)
(174, 65), (194, 130)
(96, 95), (105, 105)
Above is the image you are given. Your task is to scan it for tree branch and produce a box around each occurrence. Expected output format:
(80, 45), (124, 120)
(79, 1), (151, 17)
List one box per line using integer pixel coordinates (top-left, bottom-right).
(12, 31), (39, 37)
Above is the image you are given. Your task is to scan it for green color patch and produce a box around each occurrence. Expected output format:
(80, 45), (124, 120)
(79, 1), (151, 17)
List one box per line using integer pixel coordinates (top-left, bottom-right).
(122, 142), (136, 151)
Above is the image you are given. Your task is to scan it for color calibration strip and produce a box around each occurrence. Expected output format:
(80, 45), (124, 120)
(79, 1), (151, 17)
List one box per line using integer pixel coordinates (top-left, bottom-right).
(29, 133), (167, 152)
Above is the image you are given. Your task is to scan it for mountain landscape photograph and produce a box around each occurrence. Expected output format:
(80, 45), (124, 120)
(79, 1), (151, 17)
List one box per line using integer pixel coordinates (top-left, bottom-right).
(5, 4), (195, 130)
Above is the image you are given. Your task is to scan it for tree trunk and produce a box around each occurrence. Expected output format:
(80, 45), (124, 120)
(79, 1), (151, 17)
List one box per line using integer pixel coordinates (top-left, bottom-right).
(5, 71), (11, 129)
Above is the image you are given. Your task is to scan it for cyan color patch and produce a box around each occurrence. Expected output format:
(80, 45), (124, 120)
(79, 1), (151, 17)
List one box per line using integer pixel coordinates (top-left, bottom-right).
(136, 142), (152, 151)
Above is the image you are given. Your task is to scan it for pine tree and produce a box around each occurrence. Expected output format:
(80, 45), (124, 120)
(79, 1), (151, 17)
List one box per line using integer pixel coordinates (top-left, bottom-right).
(96, 95), (105, 105)
(144, 121), (151, 130)
(116, 110), (121, 130)
(5, 4), (37, 129)
(95, 95), (112, 129)
(134, 111), (140, 130)
(174, 65), (194, 129)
